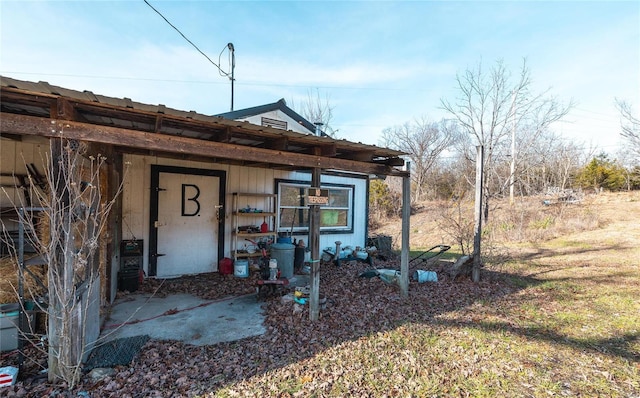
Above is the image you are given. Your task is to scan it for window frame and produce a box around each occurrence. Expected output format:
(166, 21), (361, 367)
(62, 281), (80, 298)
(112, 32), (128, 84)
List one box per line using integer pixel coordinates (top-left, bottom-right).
(275, 179), (355, 234)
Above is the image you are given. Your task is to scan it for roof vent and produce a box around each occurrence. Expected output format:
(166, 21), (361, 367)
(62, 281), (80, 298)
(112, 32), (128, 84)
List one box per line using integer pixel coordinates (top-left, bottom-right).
(261, 117), (287, 130)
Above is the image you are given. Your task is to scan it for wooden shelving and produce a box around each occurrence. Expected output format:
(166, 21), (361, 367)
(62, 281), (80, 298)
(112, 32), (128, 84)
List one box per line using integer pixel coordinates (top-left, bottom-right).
(231, 193), (277, 260)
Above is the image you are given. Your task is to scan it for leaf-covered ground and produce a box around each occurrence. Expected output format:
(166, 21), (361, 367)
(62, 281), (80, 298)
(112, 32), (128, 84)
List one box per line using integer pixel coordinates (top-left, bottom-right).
(4, 192), (639, 397)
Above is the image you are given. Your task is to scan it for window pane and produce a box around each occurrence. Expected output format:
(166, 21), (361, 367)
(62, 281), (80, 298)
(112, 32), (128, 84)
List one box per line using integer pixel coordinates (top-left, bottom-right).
(278, 182), (352, 231)
(280, 208), (309, 229)
(329, 189), (349, 207)
(280, 186), (306, 207)
(321, 209), (348, 227)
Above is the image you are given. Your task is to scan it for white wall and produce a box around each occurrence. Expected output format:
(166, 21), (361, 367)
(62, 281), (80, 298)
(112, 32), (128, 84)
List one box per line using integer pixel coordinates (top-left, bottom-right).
(121, 154), (368, 275)
(238, 110), (313, 135)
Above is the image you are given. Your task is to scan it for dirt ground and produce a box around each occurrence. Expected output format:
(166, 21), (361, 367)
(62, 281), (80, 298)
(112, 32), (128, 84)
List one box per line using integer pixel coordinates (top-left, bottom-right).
(2, 191), (639, 397)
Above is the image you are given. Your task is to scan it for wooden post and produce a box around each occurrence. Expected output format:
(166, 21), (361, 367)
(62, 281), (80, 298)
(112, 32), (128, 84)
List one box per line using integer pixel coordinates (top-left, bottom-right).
(399, 162), (411, 297)
(309, 167), (321, 321)
(473, 146), (484, 283)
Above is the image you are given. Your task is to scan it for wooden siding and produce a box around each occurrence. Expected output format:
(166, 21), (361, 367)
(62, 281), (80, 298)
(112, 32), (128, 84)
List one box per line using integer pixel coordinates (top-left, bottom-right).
(122, 154), (368, 274)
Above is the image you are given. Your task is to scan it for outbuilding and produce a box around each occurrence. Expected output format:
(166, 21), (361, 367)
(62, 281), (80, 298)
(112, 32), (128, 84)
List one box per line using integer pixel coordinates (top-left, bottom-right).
(0, 75), (411, 372)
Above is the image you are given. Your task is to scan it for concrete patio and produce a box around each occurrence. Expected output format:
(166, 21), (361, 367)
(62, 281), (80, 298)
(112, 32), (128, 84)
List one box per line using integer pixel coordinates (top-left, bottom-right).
(99, 274), (310, 346)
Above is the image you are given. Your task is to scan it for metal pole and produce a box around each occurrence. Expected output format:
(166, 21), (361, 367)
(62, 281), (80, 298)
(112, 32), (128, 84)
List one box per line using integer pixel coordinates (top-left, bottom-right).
(228, 43), (235, 112)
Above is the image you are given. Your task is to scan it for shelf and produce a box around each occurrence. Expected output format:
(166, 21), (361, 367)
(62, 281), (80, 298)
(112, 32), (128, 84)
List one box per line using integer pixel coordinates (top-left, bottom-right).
(233, 211), (277, 217)
(233, 193), (276, 198)
(235, 252), (264, 258)
(235, 231), (276, 238)
(232, 193), (277, 260)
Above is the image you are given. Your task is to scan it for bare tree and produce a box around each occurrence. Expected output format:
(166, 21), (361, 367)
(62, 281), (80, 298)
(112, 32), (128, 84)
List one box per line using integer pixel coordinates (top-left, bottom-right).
(441, 58), (572, 221)
(516, 131), (592, 194)
(295, 88), (338, 137)
(2, 138), (125, 387)
(381, 117), (459, 203)
(616, 99), (640, 158)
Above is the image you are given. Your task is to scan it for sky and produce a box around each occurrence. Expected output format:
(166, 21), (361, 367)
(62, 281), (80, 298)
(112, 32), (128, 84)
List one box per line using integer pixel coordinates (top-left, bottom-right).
(1, 0), (638, 154)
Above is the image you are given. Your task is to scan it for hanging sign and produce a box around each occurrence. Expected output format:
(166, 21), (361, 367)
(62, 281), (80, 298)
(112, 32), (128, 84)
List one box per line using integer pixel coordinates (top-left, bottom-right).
(307, 187), (329, 205)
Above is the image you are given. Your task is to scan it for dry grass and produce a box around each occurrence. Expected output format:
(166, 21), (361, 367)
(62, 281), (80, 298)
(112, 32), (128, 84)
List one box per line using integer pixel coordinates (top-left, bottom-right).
(0, 254), (47, 304)
(5, 192), (640, 397)
(212, 192), (640, 397)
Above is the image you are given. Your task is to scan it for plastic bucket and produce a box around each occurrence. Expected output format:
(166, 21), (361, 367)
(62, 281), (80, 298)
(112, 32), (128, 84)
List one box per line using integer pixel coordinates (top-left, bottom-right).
(276, 237), (292, 244)
(413, 270), (438, 283)
(234, 260), (249, 278)
(270, 242), (295, 278)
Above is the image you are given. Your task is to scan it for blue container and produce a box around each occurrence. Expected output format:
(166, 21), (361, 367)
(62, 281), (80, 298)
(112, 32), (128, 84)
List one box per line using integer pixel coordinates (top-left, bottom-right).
(276, 237), (292, 244)
(234, 259), (249, 278)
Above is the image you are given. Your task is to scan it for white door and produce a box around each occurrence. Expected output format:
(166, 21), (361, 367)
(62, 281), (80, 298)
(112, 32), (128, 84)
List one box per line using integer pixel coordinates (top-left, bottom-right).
(156, 172), (219, 277)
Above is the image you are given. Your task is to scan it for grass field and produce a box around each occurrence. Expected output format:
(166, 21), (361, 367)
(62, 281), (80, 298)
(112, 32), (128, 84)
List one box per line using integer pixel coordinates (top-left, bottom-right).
(213, 192), (639, 397)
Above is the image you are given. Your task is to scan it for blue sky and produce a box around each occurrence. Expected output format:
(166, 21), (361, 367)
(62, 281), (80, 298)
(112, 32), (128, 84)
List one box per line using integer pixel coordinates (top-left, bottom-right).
(1, 1), (638, 153)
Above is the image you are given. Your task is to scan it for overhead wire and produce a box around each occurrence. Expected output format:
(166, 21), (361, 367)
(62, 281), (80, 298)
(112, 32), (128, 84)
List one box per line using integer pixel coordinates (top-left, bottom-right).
(143, 0), (230, 78)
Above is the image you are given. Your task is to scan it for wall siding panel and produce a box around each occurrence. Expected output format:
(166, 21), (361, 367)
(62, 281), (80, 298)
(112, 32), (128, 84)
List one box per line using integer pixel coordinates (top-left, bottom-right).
(121, 154), (368, 276)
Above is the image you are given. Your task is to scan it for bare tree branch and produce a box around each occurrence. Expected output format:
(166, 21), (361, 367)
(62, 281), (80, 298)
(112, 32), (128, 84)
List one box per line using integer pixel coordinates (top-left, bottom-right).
(616, 99), (640, 158)
(295, 88), (338, 137)
(382, 117), (459, 202)
(440, 58), (573, 221)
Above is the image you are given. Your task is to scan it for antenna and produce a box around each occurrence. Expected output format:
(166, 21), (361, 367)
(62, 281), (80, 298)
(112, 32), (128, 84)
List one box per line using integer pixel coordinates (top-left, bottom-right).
(228, 43), (235, 111)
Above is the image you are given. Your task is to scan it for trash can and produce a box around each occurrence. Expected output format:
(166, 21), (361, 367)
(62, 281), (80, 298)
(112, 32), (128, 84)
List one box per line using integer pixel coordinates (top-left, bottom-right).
(1, 303), (35, 352)
(270, 242), (295, 278)
(0, 304), (19, 352)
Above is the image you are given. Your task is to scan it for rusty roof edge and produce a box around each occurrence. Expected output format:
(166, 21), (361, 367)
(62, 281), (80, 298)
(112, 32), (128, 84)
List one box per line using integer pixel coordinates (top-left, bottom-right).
(0, 75), (408, 158)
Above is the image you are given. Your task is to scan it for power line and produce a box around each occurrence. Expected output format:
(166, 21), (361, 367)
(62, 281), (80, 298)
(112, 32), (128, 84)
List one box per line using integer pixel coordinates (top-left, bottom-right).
(143, 0), (229, 78)
(0, 70), (426, 92)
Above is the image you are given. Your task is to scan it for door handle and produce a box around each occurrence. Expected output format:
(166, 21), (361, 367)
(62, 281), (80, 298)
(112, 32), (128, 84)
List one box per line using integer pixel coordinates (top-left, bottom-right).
(154, 220), (165, 228)
(214, 205), (223, 221)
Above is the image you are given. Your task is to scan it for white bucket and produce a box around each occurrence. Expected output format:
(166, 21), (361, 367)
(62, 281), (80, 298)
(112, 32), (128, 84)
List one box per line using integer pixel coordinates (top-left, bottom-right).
(234, 260), (249, 278)
(413, 270), (438, 283)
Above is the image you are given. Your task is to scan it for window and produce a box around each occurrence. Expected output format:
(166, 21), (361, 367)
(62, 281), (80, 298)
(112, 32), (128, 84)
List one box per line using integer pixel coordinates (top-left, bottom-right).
(277, 181), (353, 233)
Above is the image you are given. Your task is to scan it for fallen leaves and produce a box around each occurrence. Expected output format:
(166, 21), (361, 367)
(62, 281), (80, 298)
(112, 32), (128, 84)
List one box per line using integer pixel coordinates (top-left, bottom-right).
(6, 254), (639, 397)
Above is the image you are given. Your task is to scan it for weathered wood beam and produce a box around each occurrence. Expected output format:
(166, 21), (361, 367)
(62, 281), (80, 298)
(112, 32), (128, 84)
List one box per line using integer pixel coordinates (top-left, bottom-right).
(320, 143), (337, 157)
(219, 127), (231, 142)
(2, 87), (406, 160)
(53, 98), (79, 121)
(1, 113), (408, 177)
(0, 90), (56, 108)
(0, 133), (22, 141)
(265, 136), (288, 151)
(154, 115), (163, 133)
(342, 150), (374, 162)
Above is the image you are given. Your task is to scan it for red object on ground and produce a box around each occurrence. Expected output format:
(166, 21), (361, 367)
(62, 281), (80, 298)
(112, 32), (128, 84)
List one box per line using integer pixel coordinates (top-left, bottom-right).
(219, 257), (233, 275)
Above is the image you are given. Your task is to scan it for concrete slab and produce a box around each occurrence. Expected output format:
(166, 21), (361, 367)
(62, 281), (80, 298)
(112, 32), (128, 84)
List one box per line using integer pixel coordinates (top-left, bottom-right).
(100, 293), (266, 346)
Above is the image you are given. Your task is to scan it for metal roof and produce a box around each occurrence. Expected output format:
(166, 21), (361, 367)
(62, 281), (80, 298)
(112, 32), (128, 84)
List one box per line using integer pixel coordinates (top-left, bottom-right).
(1, 75), (407, 176)
(215, 98), (320, 135)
